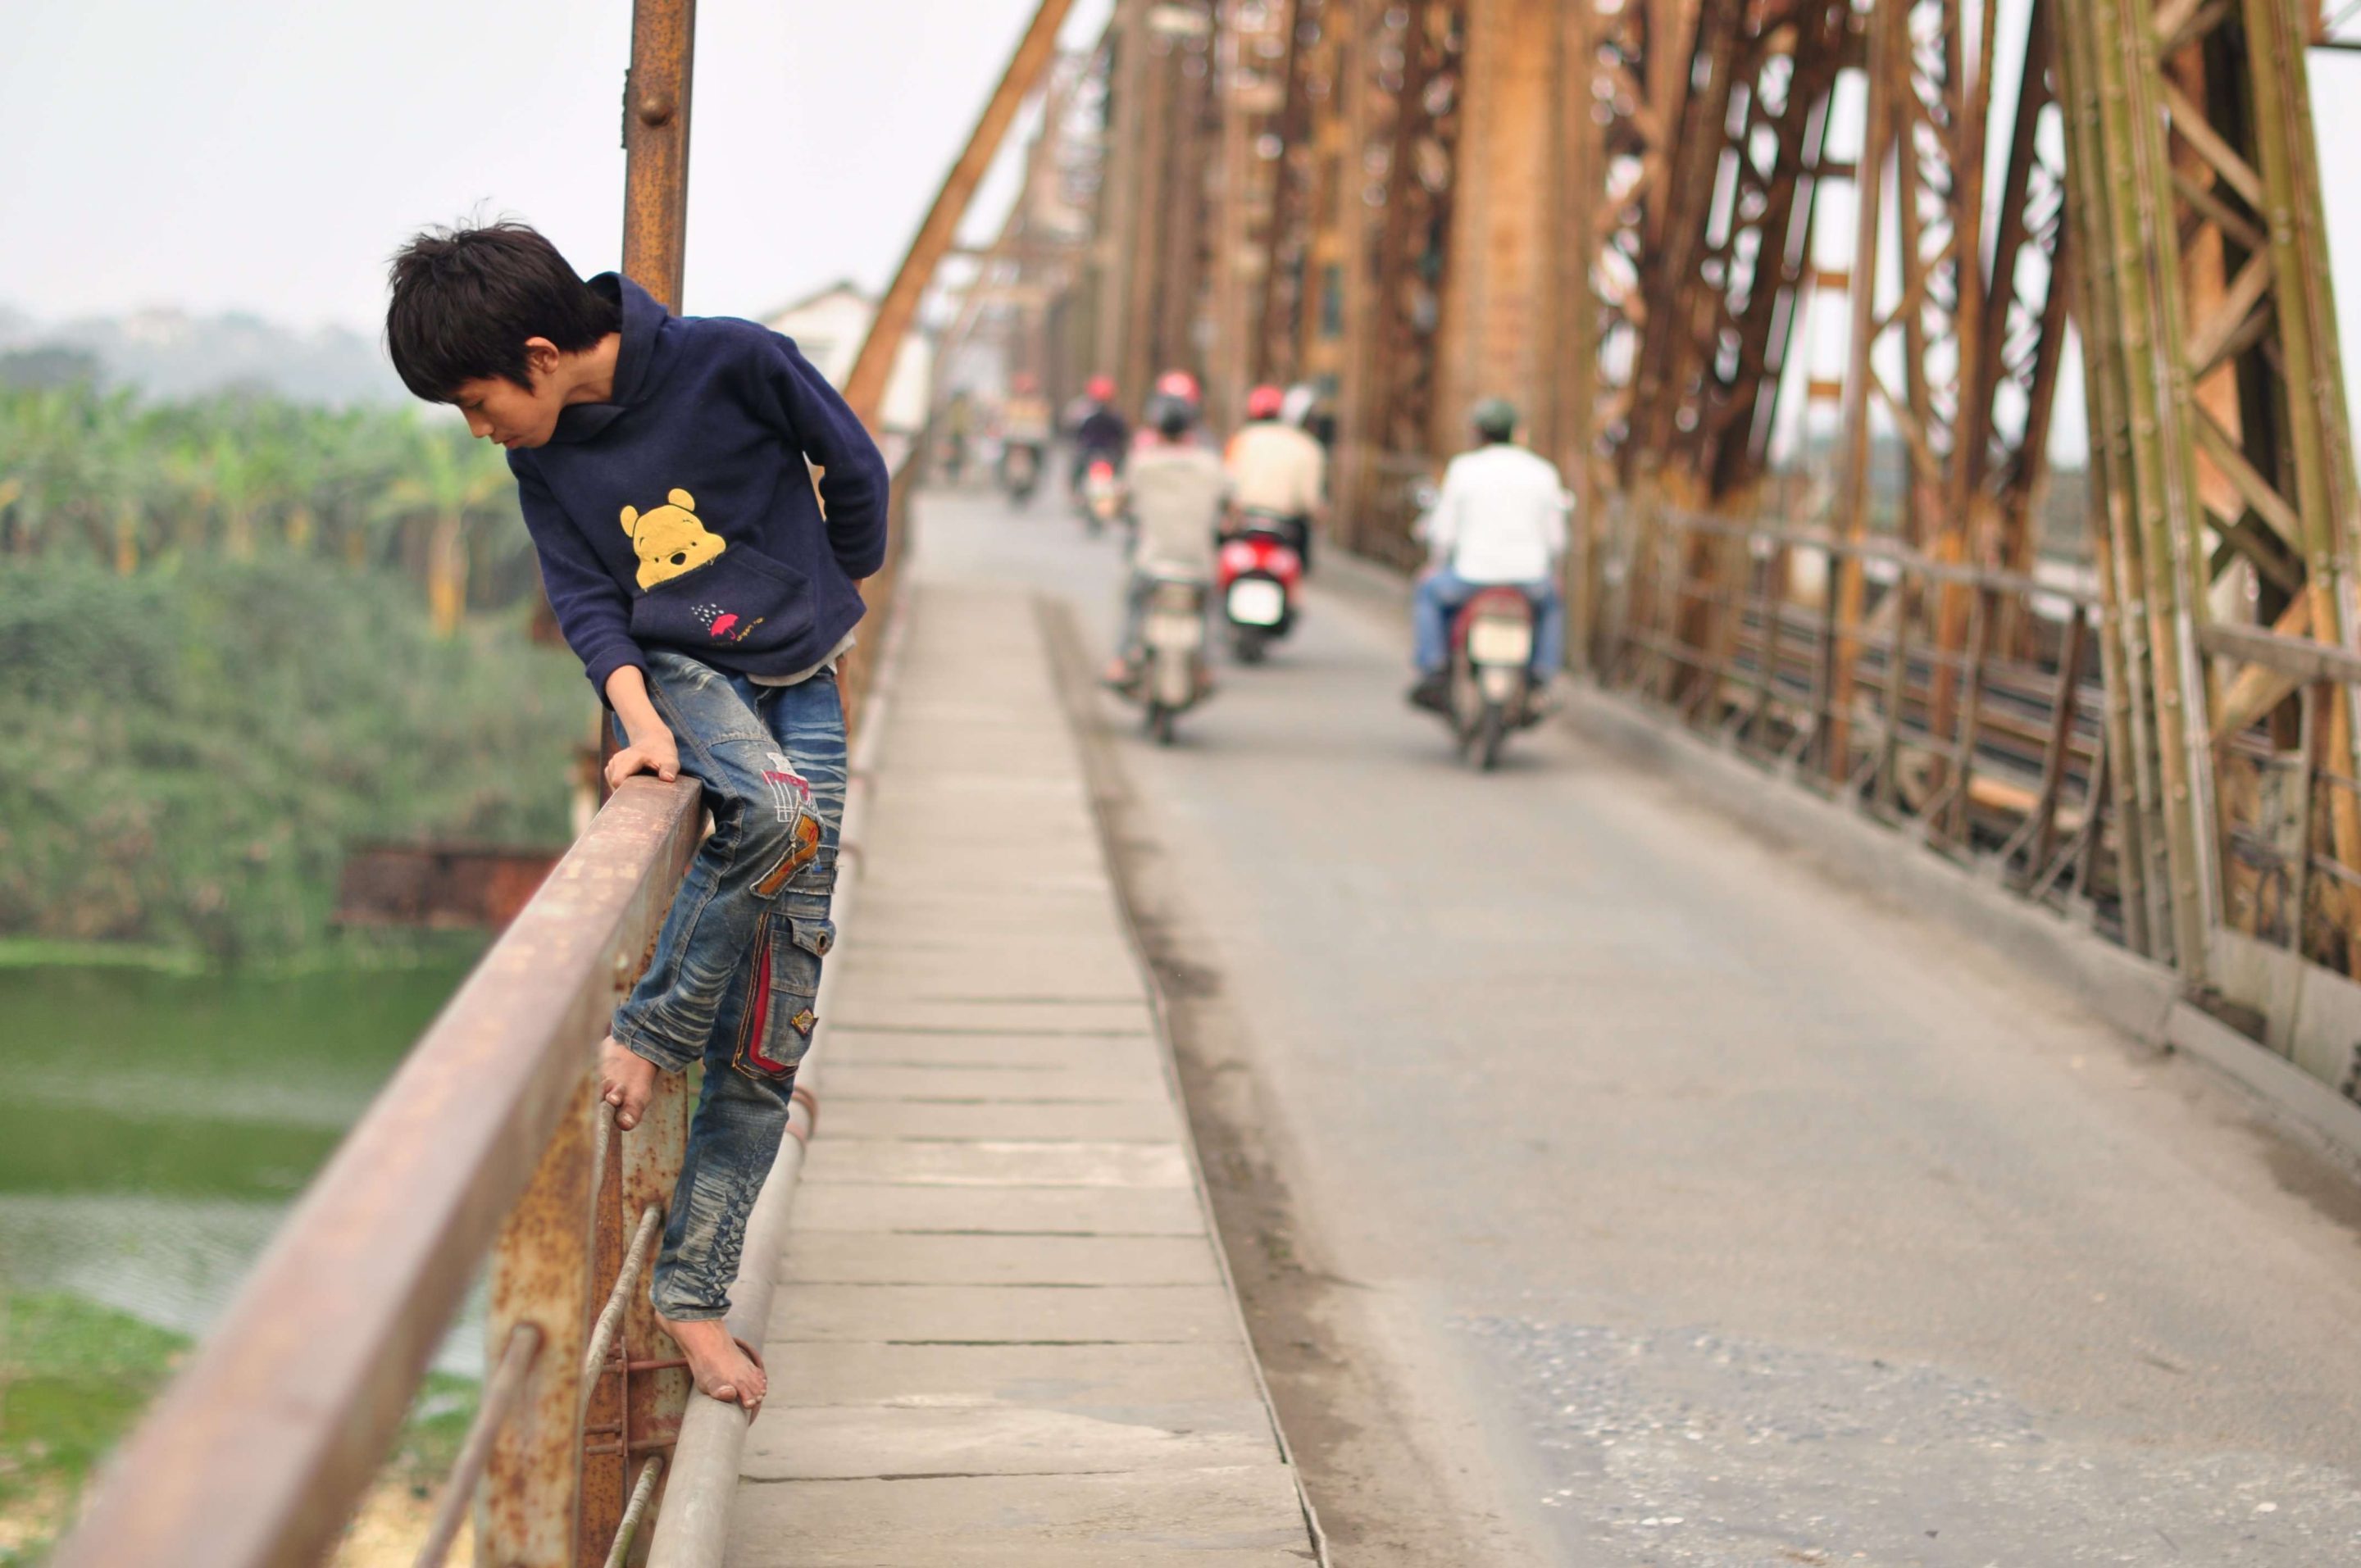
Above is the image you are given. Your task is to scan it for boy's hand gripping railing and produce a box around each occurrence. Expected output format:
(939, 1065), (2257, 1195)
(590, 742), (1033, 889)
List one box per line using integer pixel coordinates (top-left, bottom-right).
(50, 774), (707, 1568)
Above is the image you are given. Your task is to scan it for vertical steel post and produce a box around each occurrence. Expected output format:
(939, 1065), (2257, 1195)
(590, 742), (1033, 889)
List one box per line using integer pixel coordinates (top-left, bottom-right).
(1100, 0), (1154, 404)
(1824, 0), (1897, 784)
(2079, 0), (2219, 977)
(1558, 0), (1600, 672)
(620, 0), (697, 307)
(2054, 0), (2163, 954)
(1207, 2), (1249, 430)
(480, 1079), (600, 1567)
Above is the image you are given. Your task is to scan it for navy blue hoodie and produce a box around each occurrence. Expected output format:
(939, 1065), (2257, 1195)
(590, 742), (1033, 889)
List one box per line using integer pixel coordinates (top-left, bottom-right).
(508, 275), (890, 699)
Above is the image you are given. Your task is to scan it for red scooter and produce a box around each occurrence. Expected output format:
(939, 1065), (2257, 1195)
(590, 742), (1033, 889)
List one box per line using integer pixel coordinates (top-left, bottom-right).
(1444, 587), (1539, 770)
(1216, 508), (1303, 664)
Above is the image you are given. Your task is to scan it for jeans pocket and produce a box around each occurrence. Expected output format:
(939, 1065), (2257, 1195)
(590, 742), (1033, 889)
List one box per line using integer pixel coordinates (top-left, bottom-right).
(788, 915), (836, 960)
(730, 913), (830, 1083)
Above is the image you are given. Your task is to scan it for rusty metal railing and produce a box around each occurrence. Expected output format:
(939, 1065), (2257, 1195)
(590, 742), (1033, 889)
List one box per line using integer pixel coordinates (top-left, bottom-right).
(55, 460), (914, 1568)
(52, 775), (706, 1568)
(1595, 498), (2124, 938)
(2201, 622), (2361, 984)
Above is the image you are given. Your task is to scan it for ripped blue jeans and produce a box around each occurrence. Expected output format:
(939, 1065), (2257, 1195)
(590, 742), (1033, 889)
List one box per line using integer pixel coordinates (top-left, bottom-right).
(611, 648), (846, 1321)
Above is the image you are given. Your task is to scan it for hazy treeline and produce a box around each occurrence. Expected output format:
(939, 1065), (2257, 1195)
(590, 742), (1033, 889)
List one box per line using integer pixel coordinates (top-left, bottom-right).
(0, 384), (537, 630)
(0, 385), (589, 963)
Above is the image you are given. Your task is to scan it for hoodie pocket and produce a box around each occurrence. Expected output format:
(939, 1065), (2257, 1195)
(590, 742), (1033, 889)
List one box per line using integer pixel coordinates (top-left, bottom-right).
(629, 546), (815, 657)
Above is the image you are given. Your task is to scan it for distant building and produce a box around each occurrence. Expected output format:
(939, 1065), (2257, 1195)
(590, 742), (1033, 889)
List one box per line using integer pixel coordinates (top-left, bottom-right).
(762, 281), (933, 438)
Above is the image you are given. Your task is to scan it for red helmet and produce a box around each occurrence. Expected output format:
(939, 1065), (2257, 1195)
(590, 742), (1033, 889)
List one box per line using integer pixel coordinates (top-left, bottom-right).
(1086, 375), (1116, 402)
(1154, 369), (1202, 406)
(1245, 384), (1285, 421)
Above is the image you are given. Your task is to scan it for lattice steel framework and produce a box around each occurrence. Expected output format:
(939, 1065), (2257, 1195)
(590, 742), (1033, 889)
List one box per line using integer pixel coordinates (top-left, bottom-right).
(1038, 0), (2361, 1086)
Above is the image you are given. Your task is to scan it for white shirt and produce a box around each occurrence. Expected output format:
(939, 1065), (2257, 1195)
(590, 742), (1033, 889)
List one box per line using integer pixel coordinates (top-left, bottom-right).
(1422, 443), (1569, 584)
(1225, 422), (1326, 517)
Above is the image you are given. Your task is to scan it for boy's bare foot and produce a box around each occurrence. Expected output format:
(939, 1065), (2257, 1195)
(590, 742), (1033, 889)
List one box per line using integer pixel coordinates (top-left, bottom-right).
(660, 1316), (767, 1412)
(598, 1037), (660, 1130)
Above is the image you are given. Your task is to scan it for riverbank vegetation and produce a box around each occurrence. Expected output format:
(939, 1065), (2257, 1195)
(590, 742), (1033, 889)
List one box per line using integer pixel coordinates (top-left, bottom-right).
(0, 385), (588, 964)
(0, 1293), (479, 1566)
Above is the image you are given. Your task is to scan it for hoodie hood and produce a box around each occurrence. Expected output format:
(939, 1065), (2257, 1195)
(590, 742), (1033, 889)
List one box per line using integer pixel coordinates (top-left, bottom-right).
(547, 273), (671, 445)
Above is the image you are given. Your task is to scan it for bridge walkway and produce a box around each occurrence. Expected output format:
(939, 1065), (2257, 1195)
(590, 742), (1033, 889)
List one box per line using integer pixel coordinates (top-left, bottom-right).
(722, 569), (1318, 1564)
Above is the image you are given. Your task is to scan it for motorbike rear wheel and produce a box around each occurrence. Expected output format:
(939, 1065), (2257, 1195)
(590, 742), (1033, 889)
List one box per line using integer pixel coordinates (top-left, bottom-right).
(1472, 703), (1507, 771)
(1147, 703), (1178, 746)
(1232, 628), (1267, 665)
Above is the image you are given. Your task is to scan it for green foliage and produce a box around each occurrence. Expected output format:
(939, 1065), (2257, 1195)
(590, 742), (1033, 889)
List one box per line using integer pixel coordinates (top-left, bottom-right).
(0, 1293), (189, 1492)
(0, 383), (529, 600)
(0, 554), (587, 963)
(0, 1293), (482, 1563)
(0, 384), (586, 965)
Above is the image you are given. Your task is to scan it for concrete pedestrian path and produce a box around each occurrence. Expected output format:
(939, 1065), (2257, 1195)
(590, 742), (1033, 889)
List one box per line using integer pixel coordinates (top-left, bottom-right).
(723, 580), (1319, 1566)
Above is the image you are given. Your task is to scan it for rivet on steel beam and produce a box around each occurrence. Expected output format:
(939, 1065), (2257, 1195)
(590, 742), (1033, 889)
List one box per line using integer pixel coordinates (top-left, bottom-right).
(638, 93), (676, 126)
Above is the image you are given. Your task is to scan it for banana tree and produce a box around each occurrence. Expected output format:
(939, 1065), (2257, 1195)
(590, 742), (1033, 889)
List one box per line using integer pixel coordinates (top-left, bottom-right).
(382, 416), (510, 634)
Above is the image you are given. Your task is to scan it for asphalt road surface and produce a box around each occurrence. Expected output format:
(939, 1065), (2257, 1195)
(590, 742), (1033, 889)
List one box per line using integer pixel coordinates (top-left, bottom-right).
(911, 484), (2361, 1567)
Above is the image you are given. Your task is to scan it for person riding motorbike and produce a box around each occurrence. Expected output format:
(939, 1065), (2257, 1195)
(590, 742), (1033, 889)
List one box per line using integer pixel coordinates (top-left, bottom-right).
(940, 389), (975, 483)
(1137, 370), (1204, 450)
(1107, 393), (1229, 686)
(999, 373), (1054, 492)
(1070, 373), (1131, 488)
(1408, 398), (1569, 712)
(1223, 383), (1326, 573)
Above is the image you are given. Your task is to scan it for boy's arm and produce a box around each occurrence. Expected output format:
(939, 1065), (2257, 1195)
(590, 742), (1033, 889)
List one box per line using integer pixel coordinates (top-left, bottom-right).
(745, 330), (892, 579)
(601, 666), (680, 789)
(512, 455), (648, 702)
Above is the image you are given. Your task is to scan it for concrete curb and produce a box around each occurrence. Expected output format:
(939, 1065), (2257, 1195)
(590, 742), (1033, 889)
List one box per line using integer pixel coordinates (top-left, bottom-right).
(645, 579), (913, 1568)
(1035, 593), (1335, 1568)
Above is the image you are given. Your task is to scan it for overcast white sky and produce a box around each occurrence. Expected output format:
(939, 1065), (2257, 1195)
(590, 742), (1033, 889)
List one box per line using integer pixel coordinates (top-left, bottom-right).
(0, 0), (1110, 331)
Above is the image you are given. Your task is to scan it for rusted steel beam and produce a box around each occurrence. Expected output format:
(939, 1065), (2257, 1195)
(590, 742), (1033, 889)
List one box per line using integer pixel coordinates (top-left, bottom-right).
(621, 0), (697, 309)
(1825, 0), (1899, 784)
(52, 779), (704, 1568)
(612, 1075), (689, 1550)
(844, 0), (1080, 429)
(1152, 7), (1218, 389)
(938, 60), (1090, 397)
(1252, 0), (1318, 387)
(2200, 621), (2361, 686)
(484, 1076), (602, 1567)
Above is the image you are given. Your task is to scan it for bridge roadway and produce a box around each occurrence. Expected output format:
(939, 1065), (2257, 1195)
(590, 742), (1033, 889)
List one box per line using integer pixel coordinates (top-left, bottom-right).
(840, 486), (2361, 1566)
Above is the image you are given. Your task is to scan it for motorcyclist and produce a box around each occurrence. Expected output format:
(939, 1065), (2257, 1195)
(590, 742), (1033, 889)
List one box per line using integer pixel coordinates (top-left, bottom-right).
(940, 389), (975, 483)
(999, 372), (1054, 489)
(1407, 398), (1569, 712)
(1107, 393), (1230, 686)
(1140, 369), (1204, 449)
(1070, 374), (1131, 487)
(1223, 383), (1326, 572)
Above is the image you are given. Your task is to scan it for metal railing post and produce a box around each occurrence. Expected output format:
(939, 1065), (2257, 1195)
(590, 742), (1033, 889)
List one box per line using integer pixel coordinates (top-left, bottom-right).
(480, 1077), (602, 1566)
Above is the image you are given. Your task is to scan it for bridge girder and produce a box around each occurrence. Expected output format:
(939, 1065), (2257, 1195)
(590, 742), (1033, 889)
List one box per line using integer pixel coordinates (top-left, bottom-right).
(1020, 0), (2361, 1052)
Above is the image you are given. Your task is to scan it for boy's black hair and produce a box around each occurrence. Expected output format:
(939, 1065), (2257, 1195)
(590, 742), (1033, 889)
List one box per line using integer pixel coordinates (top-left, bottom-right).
(385, 221), (621, 402)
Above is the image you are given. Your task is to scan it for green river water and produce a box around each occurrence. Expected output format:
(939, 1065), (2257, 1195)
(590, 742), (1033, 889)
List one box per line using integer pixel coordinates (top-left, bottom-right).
(0, 954), (485, 1370)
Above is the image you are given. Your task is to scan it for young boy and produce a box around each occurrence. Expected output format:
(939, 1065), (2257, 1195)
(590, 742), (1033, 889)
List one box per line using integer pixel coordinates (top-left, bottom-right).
(386, 221), (889, 1414)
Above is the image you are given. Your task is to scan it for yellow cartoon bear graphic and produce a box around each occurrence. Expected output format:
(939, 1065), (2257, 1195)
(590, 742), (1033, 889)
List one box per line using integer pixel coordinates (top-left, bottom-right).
(621, 489), (726, 589)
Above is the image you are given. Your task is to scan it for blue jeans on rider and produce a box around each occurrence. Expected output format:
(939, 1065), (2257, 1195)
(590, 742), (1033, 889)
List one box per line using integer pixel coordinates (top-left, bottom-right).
(1117, 569), (1203, 663)
(1413, 567), (1564, 676)
(608, 648), (846, 1321)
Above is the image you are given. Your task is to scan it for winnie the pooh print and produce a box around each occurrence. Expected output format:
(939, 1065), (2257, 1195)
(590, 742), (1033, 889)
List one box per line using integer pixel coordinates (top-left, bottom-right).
(621, 489), (726, 589)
